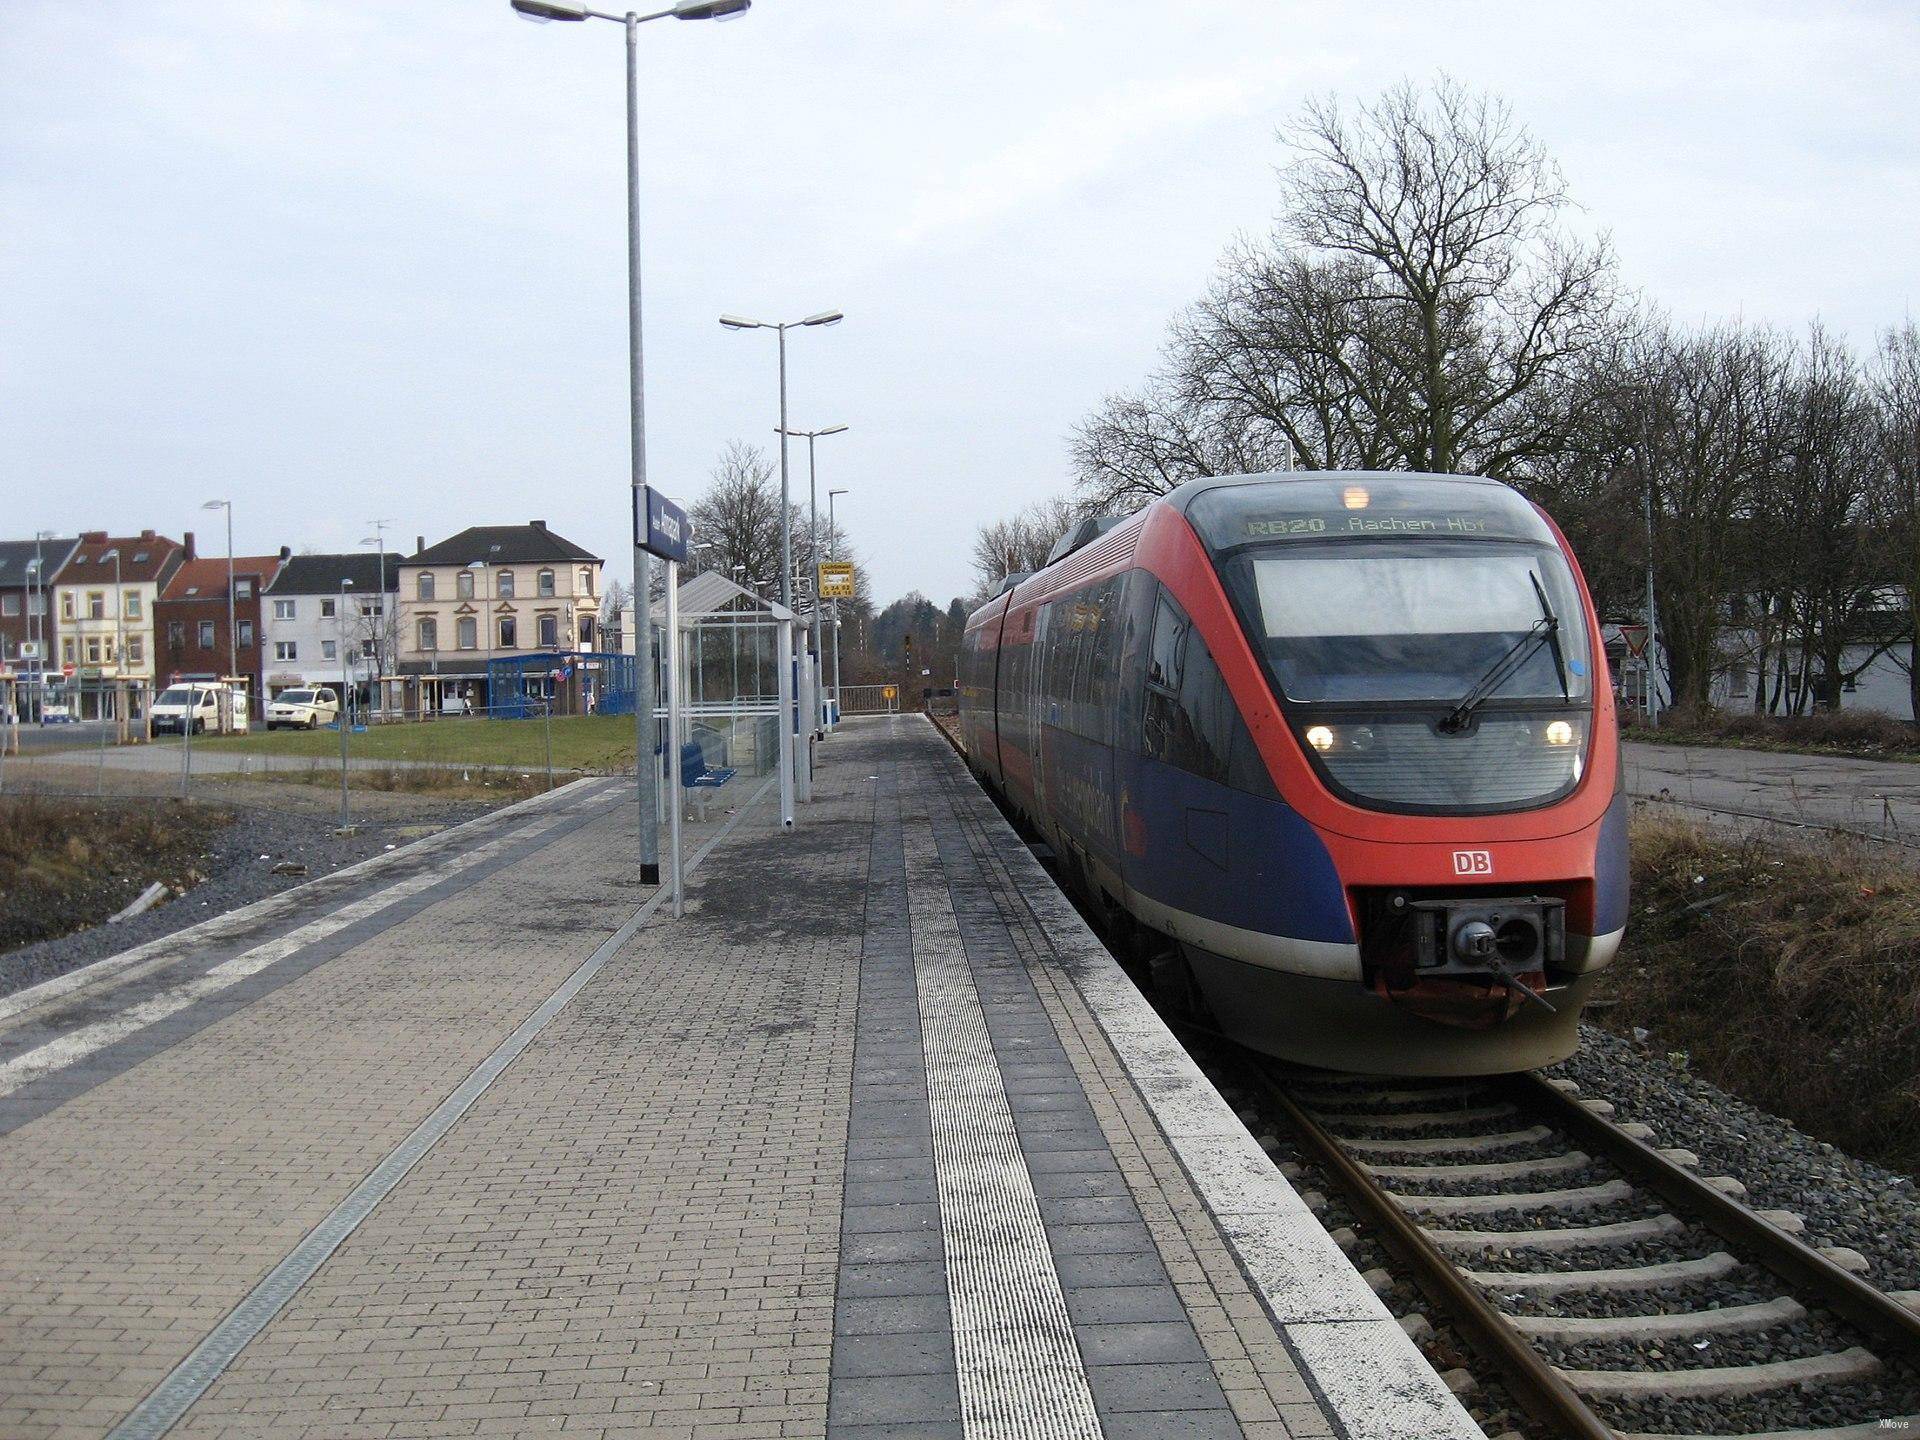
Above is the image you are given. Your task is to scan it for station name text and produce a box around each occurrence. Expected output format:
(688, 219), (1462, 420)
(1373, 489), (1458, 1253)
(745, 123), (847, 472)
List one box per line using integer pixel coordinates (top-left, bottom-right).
(1245, 514), (1492, 537)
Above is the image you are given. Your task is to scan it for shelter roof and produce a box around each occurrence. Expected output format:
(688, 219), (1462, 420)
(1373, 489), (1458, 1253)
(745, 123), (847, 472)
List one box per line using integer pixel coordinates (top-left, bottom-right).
(651, 570), (795, 627)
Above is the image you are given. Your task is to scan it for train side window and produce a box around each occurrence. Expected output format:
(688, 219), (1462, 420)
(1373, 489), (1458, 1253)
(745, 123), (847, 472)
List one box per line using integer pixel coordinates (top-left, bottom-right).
(1143, 593), (1278, 796)
(1143, 597), (1188, 765)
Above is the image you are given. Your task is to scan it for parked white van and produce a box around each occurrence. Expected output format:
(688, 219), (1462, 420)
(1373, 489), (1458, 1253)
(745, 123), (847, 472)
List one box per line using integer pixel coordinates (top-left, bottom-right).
(150, 684), (248, 737)
(266, 686), (340, 730)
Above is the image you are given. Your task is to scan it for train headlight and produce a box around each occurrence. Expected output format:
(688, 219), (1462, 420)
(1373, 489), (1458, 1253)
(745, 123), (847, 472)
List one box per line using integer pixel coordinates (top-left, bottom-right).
(1545, 719), (1575, 746)
(1305, 725), (1334, 752)
(1342, 485), (1370, 510)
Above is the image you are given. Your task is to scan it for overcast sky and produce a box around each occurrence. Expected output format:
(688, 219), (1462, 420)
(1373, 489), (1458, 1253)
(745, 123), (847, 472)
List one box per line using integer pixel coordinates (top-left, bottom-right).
(3, 1), (1916, 609)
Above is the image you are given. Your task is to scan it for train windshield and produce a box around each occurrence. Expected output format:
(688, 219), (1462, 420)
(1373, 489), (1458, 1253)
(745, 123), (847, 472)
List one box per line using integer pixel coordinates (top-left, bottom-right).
(1245, 545), (1591, 705)
(1190, 476), (1595, 813)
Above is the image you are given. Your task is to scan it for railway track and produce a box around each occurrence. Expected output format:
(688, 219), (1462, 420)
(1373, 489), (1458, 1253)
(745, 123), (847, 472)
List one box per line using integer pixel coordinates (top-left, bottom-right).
(1217, 1050), (1920, 1439)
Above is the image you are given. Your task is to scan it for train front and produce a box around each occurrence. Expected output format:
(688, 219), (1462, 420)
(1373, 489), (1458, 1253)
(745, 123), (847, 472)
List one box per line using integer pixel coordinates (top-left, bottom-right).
(1176, 474), (1627, 1075)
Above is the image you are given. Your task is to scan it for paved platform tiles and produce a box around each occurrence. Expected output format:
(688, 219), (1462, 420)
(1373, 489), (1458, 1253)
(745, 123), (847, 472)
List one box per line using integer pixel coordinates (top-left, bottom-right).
(0, 718), (1476, 1439)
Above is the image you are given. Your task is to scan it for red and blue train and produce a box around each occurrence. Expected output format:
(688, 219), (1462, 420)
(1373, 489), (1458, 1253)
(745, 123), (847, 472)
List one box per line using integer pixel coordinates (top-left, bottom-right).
(959, 472), (1627, 1075)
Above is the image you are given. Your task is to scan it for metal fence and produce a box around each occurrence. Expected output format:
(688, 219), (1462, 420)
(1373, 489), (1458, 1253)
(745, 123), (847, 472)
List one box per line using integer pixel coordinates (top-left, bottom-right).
(838, 684), (900, 716)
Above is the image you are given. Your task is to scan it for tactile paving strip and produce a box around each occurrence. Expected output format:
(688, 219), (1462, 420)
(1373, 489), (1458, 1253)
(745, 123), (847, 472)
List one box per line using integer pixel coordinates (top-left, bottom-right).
(905, 812), (1105, 1440)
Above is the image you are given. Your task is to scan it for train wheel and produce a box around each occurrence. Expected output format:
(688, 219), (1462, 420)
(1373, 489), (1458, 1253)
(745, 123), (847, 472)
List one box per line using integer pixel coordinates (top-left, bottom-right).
(1147, 947), (1211, 1022)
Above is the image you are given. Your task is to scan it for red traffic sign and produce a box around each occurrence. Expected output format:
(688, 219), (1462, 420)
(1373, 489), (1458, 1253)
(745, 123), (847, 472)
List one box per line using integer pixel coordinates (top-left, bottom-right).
(1619, 624), (1649, 658)
(62, 662), (76, 677)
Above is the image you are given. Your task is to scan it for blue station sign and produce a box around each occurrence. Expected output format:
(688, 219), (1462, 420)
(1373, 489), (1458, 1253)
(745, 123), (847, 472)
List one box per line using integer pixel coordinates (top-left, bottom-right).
(635, 486), (690, 564)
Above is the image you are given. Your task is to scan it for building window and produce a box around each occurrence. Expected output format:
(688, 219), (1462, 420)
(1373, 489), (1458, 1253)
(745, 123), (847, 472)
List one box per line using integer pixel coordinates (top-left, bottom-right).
(538, 568), (556, 597)
(274, 640), (297, 661)
(198, 621), (216, 649)
(580, 614), (594, 646)
(457, 616), (477, 650)
(128, 636), (144, 665)
(62, 593), (75, 620)
(497, 570), (515, 599)
(125, 592), (141, 619)
(417, 572), (435, 601)
(235, 579), (253, 599)
(86, 637), (102, 664)
(322, 639), (337, 661)
(418, 618), (438, 651)
(167, 621), (185, 648)
(579, 569), (592, 595)
(537, 614), (558, 648)
(457, 569), (474, 600)
(62, 638), (75, 663)
(238, 619), (254, 648)
(498, 616), (517, 649)
(88, 591), (105, 619)
(0, 594), (16, 617)
(274, 598), (296, 620)
(321, 598), (336, 619)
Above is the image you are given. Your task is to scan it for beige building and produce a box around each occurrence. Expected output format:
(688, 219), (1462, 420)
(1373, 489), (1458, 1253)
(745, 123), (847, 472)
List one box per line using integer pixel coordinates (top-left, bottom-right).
(50, 530), (186, 719)
(393, 521), (602, 712)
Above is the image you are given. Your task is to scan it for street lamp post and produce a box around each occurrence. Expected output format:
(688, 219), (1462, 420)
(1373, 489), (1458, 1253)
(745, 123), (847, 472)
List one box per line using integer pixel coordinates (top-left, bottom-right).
(510, 0), (751, 884)
(720, 309), (843, 802)
(338, 578), (355, 829)
(202, 500), (236, 708)
(828, 486), (847, 728)
(777, 423), (847, 737)
(101, 547), (126, 732)
(364, 519), (394, 720)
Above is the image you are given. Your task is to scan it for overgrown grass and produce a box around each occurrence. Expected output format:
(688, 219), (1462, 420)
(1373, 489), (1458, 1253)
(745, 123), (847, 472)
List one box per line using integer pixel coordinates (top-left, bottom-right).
(0, 797), (229, 953)
(192, 714), (635, 772)
(1629, 706), (1920, 762)
(1600, 812), (1920, 1174)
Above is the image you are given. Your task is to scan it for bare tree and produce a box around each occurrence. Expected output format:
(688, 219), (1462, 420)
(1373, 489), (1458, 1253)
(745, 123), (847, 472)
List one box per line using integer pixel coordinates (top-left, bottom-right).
(1282, 76), (1622, 475)
(1072, 76), (1626, 510)
(968, 495), (1085, 598)
(690, 442), (784, 590)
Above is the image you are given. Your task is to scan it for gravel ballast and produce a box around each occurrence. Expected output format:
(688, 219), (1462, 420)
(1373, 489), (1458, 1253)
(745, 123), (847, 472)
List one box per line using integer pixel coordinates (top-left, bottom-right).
(0, 795), (502, 1000)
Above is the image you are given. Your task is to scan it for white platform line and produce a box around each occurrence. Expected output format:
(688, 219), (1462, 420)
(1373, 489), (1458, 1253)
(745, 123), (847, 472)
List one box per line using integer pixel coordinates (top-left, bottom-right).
(903, 811), (1103, 1440)
(0, 805), (580, 1099)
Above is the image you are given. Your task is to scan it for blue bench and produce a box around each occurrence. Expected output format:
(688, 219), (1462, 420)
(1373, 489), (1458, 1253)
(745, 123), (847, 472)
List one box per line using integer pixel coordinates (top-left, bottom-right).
(679, 740), (736, 791)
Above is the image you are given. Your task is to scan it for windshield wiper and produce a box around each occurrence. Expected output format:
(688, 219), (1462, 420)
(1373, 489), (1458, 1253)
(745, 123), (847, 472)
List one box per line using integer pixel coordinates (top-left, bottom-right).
(1437, 579), (1560, 734)
(1530, 570), (1570, 703)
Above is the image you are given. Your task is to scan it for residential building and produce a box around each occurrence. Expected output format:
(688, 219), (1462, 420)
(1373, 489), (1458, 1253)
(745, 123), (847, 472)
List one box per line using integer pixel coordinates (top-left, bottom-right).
(49, 530), (186, 718)
(0, 536), (79, 719)
(153, 547), (290, 712)
(261, 552), (401, 713)
(394, 521), (602, 712)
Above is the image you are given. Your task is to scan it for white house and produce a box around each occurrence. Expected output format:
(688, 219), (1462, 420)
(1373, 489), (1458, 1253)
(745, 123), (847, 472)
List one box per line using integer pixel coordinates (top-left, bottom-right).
(260, 552), (400, 712)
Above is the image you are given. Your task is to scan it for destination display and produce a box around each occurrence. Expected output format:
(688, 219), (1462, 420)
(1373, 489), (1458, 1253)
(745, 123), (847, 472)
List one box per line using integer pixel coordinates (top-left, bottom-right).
(1188, 475), (1557, 551)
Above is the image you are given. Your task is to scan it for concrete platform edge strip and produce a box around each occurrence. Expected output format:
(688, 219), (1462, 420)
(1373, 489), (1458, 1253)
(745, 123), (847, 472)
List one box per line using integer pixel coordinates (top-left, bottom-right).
(102, 770), (779, 1440)
(904, 811), (1104, 1439)
(926, 726), (1483, 1440)
(0, 772), (609, 1028)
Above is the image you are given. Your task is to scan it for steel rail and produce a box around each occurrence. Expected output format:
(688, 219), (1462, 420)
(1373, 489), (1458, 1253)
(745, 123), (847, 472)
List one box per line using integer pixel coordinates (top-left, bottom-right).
(1239, 1058), (1621, 1440)
(1507, 1070), (1920, 1365)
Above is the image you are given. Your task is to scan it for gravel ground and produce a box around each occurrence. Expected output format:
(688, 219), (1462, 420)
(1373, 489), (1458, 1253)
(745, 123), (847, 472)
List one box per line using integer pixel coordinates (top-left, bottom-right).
(1547, 1025), (1920, 1293)
(0, 793), (498, 1000)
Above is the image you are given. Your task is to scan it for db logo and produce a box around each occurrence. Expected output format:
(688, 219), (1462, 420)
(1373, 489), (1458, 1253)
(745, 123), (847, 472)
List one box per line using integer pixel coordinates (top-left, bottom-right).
(1453, 850), (1493, 876)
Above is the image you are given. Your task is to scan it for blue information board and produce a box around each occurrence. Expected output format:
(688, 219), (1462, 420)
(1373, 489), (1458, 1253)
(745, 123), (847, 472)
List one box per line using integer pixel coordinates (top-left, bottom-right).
(634, 486), (690, 564)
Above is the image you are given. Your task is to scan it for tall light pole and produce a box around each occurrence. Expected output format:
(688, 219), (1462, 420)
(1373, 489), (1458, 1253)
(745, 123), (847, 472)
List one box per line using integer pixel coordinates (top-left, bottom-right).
(510, 0), (750, 882)
(338, 577), (355, 829)
(101, 547), (125, 728)
(362, 522), (394, 719)
(828, 486), (847, 726)
(721, 309), (842, 797)
(202, 500), (236, 701)
(776, 422), (846, 736)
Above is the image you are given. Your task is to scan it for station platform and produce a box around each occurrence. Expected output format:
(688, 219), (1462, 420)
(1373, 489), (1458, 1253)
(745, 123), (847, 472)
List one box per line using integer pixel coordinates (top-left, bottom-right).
(0, 717), (1477, 1440)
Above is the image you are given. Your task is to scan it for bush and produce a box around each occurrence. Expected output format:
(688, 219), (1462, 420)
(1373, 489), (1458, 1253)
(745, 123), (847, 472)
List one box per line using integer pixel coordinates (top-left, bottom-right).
(1601, 813), (1920, 1174)
(1630, 705), (1920, 760)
